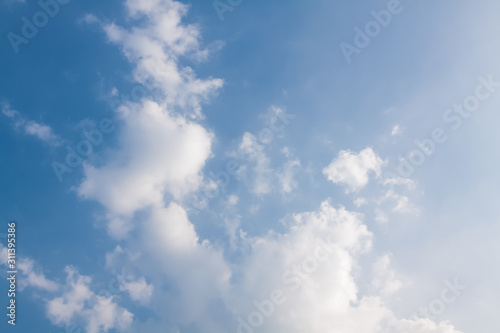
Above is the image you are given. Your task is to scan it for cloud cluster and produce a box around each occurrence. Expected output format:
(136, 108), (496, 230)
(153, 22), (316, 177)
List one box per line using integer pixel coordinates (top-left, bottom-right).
(232, 112), (301, 197)
(46, 267), (133, 333)
(39, 1), (462, 332)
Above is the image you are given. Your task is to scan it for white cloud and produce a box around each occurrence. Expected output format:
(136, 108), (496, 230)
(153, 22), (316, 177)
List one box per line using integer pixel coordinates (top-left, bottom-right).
(323, 147), (386, 192)
(228, 194), (239, 206)
(101, 0), (223, 118)
(1, 102), (19, 118)
(136, 203), (232, 329)
(354, 197), (368, 207)
(0, 244), (58, 292)
(278, 158), (301, 193)
(1, 102), (62, 146)
(87, 296), (133, 333)
(69, 1), (464, 332)
(24, 121), (62, 146)
(81, 13), (99, 24)
(87, 296), (134, 333)
(78, 0), (223, 241)
(233, 128), (299, 196)
(46, 266), (133, 333)
(224, 215), (241, 249)
(106, 214), (134, 240)
(371, 254), (403, 297)
(380, 190), (420, 216)
(226, 201), (460, 333)
(78, 100), (213, 218)
(17, 258), (59, 292)
(120, 277), (154, 305)
(235, 132), (273, 195)
(391, 124), (403, 136)
(46, 267), (94, 325)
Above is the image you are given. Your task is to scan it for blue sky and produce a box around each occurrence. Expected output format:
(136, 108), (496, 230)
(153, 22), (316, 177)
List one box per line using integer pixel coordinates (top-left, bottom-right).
(1, 0), (500, 332)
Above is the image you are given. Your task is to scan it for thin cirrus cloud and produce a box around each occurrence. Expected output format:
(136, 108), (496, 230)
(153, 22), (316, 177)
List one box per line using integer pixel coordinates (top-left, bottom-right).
(1, 101), (62, 146)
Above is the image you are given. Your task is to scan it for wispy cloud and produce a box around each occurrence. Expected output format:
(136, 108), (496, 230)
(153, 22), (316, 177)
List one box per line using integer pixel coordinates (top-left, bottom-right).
(2, 101), (62, 146)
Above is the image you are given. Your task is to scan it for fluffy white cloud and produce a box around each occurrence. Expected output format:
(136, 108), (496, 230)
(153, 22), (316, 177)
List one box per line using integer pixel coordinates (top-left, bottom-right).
(323, 147), (386, 192)
(78, 0), (222, 243)
(46, 267), (94, 325)
(106, 214), (134, 240)
(102, 0), (223, 118)
(97, 199), (461, 333)
(46, 267), (133, 333)
(225, 201), (461, 333)
(120, 277), (154, 305)
(87, 296), (134, 333)
(130, 203), (232, 330)
(78, 100), (213, 218)
(71, 1), (462, 332)
(0, 244), (58, 292)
